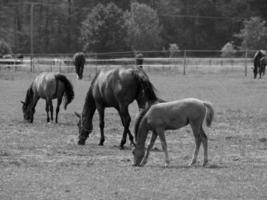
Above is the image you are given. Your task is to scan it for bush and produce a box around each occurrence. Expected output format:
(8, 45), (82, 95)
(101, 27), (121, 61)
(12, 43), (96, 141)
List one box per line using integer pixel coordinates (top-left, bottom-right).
(0, 40), (12, 57)
(169, 43), (180, 57)
(221, 42), (236, 57)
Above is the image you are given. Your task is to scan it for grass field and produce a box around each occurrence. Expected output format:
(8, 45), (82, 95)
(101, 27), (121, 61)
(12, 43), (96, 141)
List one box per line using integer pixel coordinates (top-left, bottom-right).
(0, 69), (267, 200)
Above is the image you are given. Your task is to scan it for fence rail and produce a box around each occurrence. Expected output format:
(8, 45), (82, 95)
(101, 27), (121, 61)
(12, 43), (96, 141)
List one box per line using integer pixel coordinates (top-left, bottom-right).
(0, 50), (255, 76)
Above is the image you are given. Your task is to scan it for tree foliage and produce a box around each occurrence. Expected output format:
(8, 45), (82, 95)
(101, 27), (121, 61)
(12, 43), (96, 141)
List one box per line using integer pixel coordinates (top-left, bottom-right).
(235, 17), (267, 50)
(0, 40), (12, 56)
(124, 2), (162, 51)
(80, 3), (128, 53)
(1, 0), (267, 54)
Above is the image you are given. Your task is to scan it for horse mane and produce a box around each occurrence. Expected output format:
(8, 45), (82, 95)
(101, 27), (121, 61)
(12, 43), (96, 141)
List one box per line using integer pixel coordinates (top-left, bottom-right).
(24, 83), (34, 106)
(132, 68), (158, 103)
(134, 107), (150, 141)
(82, 71), (100, 114)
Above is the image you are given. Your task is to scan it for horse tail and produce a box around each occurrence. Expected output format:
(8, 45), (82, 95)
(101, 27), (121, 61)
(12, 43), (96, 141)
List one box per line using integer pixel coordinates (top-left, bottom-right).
(134, 107), (150, 141)
(55, 74), (74, 109)
(133, 68), (158, 103)
(203, 101), (214, 127)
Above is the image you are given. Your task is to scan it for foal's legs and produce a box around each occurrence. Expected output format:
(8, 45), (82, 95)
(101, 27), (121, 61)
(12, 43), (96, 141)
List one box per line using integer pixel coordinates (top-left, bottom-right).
(97, 107), (105, 146)
(140, 131), (158, 166)
(189, 123), (202, 166)
(119, 106), (135, 149)
(55, 96), (63, 123)
(157, 129), (170, 167)
(200, 127), (208, 166)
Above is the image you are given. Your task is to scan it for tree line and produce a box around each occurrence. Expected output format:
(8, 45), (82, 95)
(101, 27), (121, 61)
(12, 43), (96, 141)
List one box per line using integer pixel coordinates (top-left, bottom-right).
(1, 0), (267, 55)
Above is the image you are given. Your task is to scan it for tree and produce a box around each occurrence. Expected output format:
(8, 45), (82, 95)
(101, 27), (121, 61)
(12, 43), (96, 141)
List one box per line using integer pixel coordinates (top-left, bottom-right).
(235, 16), (267, 50)
(124, 2), (163, 51)
(80, 3), (128, 53)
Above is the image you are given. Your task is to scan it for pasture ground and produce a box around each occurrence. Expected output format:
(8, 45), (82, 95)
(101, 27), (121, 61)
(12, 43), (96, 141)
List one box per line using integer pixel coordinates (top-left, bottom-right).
(0, 69), (267, 200)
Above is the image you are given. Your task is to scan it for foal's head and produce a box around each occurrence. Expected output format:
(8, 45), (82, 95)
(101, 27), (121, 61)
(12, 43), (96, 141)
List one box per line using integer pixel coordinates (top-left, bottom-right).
(132, 148), (145, 166)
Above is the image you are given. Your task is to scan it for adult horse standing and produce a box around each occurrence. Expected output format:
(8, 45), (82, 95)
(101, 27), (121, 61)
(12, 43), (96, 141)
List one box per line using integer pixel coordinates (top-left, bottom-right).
(73, 52), (86, 80)
(21, 72), (74, 123)
(132, 98), (214, 167)
(253, 50), (266, 79)
(75, 67), (159, 149)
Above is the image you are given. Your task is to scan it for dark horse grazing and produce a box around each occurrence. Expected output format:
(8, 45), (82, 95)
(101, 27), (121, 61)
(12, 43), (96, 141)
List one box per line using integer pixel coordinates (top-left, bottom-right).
(133, 98), (214, 167)
(75, 67), (159, 149)
(21, 72), (74, 123)
(253, 50), (266, 79)
(73, 52), (86, 80)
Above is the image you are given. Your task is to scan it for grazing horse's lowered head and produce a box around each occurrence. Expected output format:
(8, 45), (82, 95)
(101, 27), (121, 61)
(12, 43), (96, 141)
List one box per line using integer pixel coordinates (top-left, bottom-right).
(73, 52), (86, 80)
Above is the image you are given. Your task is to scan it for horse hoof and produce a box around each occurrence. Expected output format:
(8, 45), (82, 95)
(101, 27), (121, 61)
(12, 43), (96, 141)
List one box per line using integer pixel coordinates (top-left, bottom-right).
(78, 140), (85, 145)
(203, 161), (208, 167)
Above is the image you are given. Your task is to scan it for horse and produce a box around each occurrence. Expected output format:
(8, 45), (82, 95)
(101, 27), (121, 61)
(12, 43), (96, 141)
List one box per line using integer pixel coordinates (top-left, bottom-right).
(21, 72), (74, 123)
(253, 50), (266, 79)
(132, 98), (214, 167)
(73, 52), (86, 80)
(74, 67), (160, 149)
(259, 56), (267, 78)
(135, 53), (144, 68)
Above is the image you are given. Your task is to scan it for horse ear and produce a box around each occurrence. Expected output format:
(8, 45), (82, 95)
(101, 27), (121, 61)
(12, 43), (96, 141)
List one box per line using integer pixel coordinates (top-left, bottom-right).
(20, 101), (25, 105)
(74, 112), (81, 119)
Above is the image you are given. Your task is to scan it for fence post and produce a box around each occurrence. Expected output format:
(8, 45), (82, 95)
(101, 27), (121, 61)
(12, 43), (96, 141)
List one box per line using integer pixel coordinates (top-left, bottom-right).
(244, 49), (248, 77)
(183, 50), (187, 75)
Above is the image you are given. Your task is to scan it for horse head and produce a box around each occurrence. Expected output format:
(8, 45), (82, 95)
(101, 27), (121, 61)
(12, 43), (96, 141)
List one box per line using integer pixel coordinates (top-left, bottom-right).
(132, 148), (145, 166)
(21, 101), (34, 123)
(74, 112), (93, 145)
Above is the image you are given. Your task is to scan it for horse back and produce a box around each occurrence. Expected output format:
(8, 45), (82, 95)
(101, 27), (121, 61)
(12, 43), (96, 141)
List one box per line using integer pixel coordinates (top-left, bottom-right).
(32, 72), (57, 99)
(93, 68), (138, 107)
(147, 98), (206, 130)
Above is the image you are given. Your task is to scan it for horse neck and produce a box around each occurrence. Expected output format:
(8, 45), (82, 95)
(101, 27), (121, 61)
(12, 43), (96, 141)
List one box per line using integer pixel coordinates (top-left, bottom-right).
(136, 117), (149, 151)
(25, 85), (34, 108)
(81, 87), (96, 123)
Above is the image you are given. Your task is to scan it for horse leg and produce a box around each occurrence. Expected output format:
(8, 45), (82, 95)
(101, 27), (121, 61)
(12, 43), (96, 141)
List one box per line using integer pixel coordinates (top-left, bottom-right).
(55, 97), (63, 123)
(157, 130), (170, 167)
(140, 131), (158, 166)
(119, 107), (134, 149)
(45, 100), (50, 122)
(97, 107), (105, 146)
(189, 124), (201, 166)
(49, 99), (53, 121)
(254, 67), (257, 79)
(200, 127), (208, 166)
